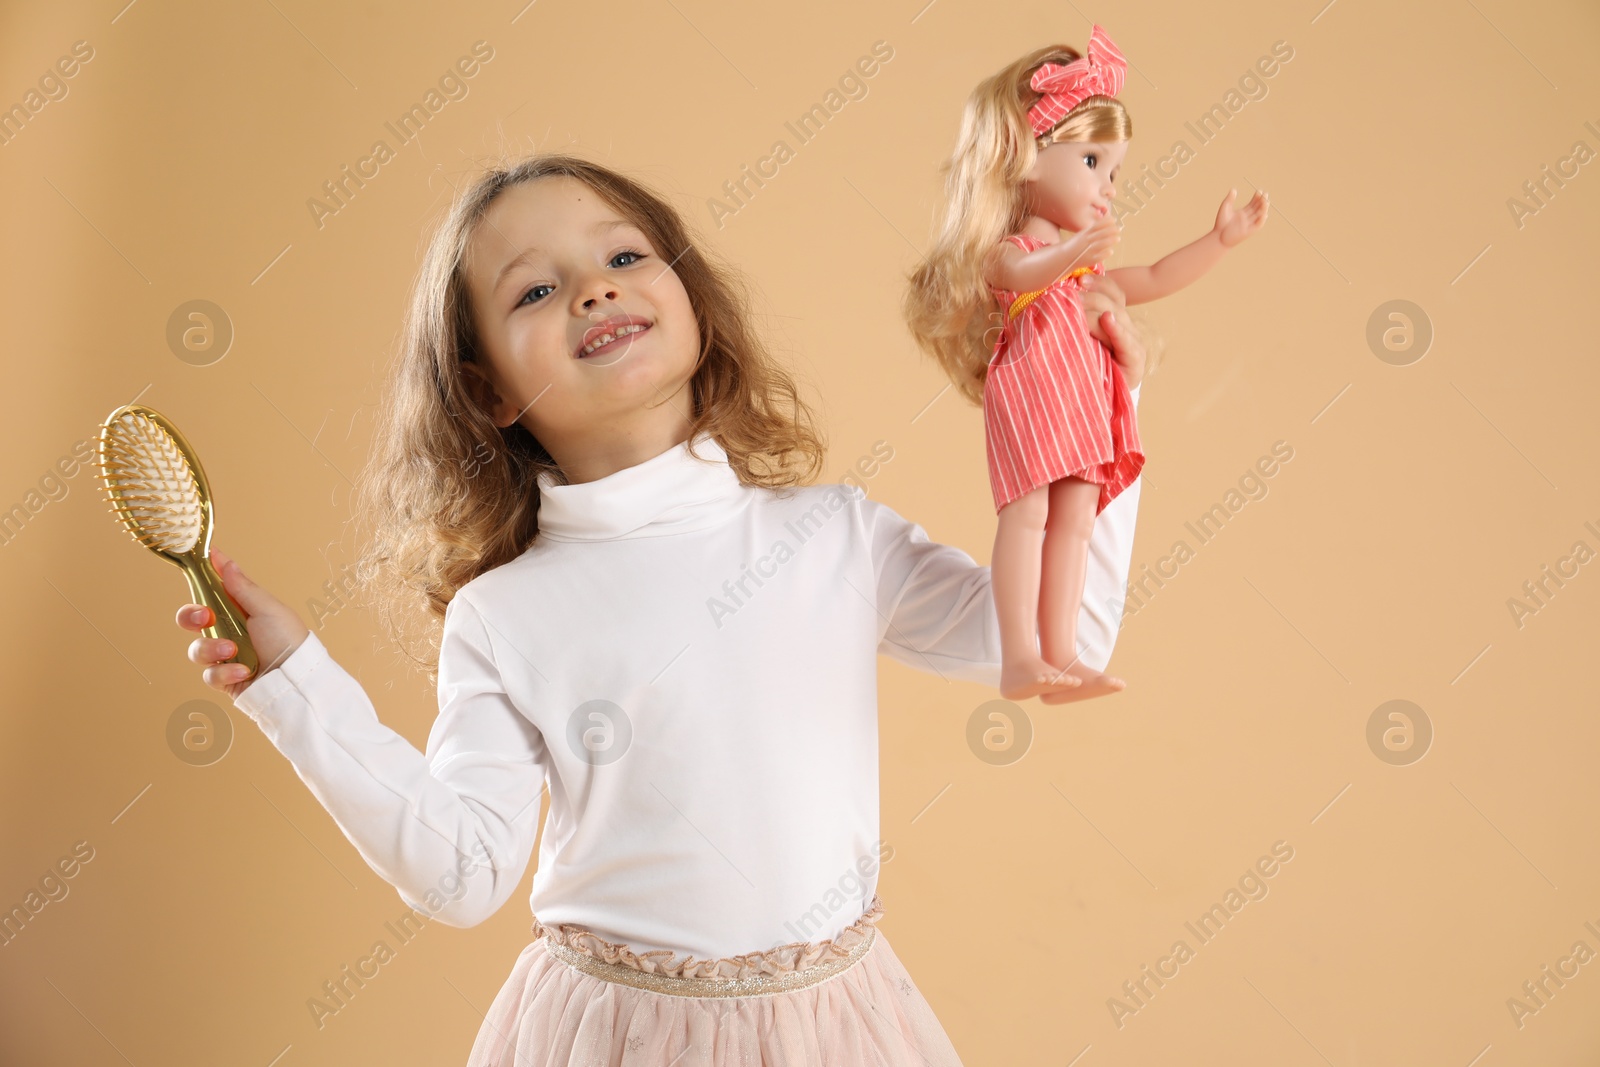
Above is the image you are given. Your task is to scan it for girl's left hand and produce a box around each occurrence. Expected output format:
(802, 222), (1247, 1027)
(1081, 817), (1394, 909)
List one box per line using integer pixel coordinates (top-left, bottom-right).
(1080, 274), (1145, 390)
(1214, 187), (1270, 247)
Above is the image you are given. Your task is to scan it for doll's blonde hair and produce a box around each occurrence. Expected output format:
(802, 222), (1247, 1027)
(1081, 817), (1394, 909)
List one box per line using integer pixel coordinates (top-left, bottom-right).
(351, 153), (825, 677)
(903, 45), (1136, 406)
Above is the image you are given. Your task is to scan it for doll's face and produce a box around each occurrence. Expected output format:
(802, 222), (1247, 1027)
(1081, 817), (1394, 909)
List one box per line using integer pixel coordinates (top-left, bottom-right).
(1023, 139), (1129, 233)
(460, 176), (699, 457)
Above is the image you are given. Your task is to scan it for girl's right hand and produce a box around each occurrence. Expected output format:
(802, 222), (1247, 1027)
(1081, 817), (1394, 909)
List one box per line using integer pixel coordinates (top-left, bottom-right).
(176, 547), (311, 700)
(1060, 215), (1121, 274)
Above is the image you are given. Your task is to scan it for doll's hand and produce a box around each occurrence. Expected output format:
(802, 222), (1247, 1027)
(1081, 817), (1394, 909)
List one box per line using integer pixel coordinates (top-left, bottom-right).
(1059, 215), (1122, 273)
(1080, 274), (1145, 389)
(1213, 188), (1269, 248)
(176, 547), (311, 700)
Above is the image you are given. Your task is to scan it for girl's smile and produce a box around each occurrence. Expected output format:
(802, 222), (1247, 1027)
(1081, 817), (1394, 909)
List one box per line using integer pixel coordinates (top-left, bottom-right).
(577, 315), (652, 360)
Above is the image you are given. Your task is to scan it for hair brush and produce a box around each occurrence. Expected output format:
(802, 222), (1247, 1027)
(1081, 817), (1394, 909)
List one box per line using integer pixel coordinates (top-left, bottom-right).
(96, 403), (258, 674)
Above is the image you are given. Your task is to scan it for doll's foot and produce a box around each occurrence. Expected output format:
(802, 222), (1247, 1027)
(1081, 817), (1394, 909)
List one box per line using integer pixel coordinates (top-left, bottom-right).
(1000, 657), (1084, 701)
(1038, 661), (1126, 704)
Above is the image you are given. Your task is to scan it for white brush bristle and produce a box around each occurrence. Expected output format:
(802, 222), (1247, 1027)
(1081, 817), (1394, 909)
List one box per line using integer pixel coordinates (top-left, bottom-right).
(101, 412), (204, 554)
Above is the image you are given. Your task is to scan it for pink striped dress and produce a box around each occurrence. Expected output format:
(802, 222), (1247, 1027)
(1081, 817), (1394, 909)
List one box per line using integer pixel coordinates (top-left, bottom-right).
(983, 232), (1145, 515)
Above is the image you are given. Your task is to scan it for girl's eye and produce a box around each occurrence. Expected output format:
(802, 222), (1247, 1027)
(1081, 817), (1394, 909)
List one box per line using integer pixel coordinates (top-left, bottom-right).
(1084, 154), (1097, 169)
(516, 249), (648, 307)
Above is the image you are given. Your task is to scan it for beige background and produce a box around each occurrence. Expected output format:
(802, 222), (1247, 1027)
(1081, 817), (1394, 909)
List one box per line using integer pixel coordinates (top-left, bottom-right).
(3, 0), (1598, 1063)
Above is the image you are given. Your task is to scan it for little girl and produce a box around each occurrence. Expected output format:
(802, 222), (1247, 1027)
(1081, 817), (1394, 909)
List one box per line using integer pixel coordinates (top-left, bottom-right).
(176, 153), (1149, 1065)
(904, 26), (1268, 704)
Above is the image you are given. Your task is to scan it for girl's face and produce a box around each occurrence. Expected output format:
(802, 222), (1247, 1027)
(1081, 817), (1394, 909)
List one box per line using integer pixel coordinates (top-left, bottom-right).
(461, 176), (699, 475)
(1023, 138), (1128, 232)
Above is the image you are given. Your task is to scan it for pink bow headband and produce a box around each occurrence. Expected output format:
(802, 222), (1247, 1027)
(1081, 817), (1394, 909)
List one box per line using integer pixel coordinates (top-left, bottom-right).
(1026, 24), (1127, 139)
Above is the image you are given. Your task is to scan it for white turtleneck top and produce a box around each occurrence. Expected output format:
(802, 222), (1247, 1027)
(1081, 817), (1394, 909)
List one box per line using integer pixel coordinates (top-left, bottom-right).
(233, 393), (1141, 962)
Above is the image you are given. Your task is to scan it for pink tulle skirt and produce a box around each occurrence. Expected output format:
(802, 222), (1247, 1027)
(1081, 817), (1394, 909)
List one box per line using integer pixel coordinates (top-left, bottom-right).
(465, 895), (963, 1066)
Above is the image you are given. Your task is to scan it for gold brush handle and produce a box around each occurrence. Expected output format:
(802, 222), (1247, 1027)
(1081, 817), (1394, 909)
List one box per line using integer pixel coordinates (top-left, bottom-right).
(181, 554), (259, 674)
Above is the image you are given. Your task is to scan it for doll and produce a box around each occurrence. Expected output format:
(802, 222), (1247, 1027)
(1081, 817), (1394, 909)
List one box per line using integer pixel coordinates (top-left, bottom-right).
(903, 25), (1269, 702)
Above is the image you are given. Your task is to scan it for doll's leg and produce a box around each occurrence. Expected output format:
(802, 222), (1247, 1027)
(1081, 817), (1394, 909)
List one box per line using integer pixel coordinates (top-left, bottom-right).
(1037, 476), (1127, 703)
(994, 485), (1084, 700)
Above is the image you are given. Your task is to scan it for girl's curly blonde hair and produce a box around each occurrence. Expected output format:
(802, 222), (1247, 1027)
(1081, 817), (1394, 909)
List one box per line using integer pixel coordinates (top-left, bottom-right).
(351, 153), (825, 678)
(903, 44), (1160, 406)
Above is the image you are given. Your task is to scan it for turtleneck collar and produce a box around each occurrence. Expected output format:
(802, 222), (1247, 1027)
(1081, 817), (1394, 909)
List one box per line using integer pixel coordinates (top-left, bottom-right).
(534, 431), (749, 542)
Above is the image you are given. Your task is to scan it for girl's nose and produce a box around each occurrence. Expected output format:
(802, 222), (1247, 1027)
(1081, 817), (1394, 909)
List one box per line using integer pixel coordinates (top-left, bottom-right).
(578, 285), (620, 312)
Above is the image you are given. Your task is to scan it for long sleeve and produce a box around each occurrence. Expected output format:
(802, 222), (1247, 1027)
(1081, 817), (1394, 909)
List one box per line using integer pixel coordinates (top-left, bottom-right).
(1076, 381), (1143, 672)
(230, 591), (550, 927)
(864, 494), (1004, 685)
(869, 383), (1142, 684)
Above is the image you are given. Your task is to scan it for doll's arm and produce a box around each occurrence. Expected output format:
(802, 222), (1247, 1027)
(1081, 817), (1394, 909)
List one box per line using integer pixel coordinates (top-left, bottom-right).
(986, 219), (1119, 293)
(1107, 187), (1270, 305)
(1106, 231), (1226, 305)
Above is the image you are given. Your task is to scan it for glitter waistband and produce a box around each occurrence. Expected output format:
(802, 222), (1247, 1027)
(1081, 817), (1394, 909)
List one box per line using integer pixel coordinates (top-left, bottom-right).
(542, 926), (876, 998)
(532, 895), (885, 999)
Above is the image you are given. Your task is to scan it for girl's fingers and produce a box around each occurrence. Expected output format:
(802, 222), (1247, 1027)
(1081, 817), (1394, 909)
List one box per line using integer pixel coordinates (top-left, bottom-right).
(189, 635), (237, 666)
(203, 662), (252, 690)
(176, 604), (213, 630)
